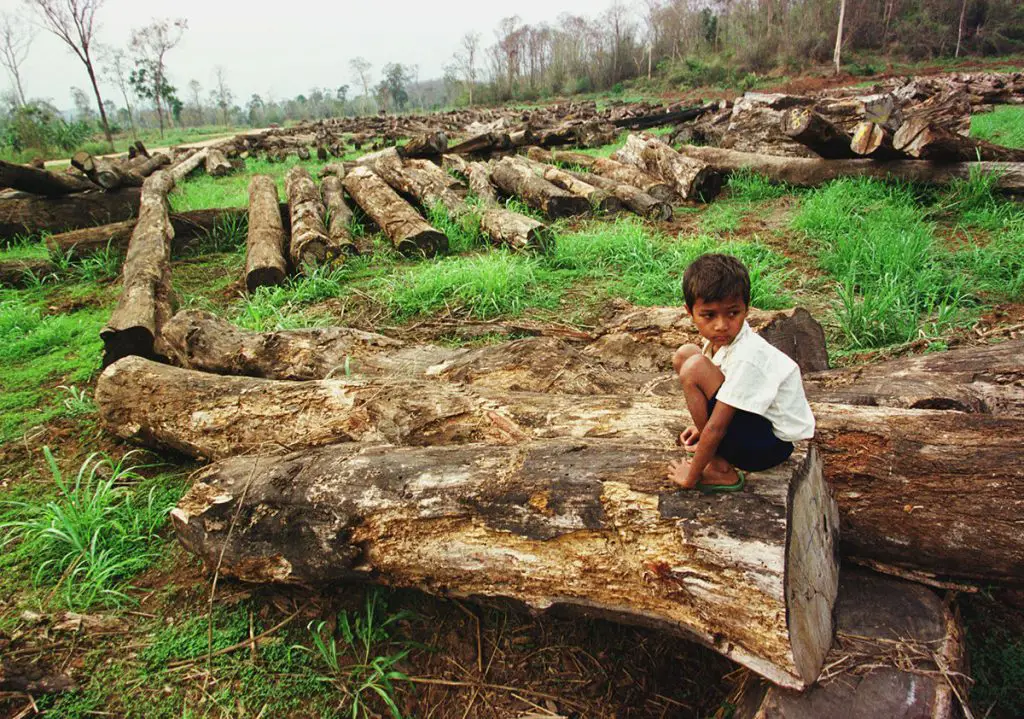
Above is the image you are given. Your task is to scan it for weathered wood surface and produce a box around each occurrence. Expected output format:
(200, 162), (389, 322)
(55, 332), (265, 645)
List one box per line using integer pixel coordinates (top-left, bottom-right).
(0, 188), (141, 241)
(673, 145), (1024, 191)
(490, 158), (591, 220)
(565, 168), (672, 221)
(204, 148), (233, 177)
(613, 134), (722, 202)
(849, 121), (900, 159)
(284, 166), (333, 269)
(526, 159), (624, 213)
(244, 176), (287, 293)
(527, 147), (676, 202)
(319, 175), (358, 255)
(781, 108), (855, 159)
(99, 172), (176, 368)
(169, 148), (209, 183)
(805, 340), (1024, 416)
(399, 131), (447, 158)
(442, 153), (498, 204)
(71, 152), (143, 190)
(342, 166), (448, 257)
(0, 158), (97, 195)
(723, 570), (963, 719)
(98, 354), (1024, 583)
(172, 440), (837, 690)
(132, 152), (170, 178)
(893, 116), (1024, 162)
(44, 208), (249, 259)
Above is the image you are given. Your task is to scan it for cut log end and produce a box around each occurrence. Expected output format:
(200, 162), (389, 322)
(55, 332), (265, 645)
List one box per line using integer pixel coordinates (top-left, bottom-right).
(397, 230), (449, 257)
(245, 266), (286, 295)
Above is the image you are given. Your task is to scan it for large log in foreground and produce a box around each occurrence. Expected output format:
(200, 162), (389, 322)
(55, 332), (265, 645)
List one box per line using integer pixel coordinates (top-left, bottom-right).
(244, 176), (287, 293)
(0, 158), (97, 195)
(674, 144), (1024, 191)
(342, 166), (448, 257)
(97, 356), (1024, 583)
(99, 172), (176, 368)
(0, 188), (141, 241)
(284, 166), (333, 269)
(724, 569), (964, 719)
(613, 133), (723, 202)
(173, 441), (838, 690)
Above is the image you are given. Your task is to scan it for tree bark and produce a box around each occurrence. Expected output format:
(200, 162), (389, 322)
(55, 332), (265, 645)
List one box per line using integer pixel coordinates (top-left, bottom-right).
(613, 134), (722, 202)
(0, 159), (97, 195)
(724, 569), (964, 719)
(44, 208), (249, 259)
(448, 131), (512, 156)
(833, 0), (847, 75)
(204, 148), (234, 177)
(0, 188), (141, 242)
(527, 147), (676, 202)
(99, 172), (176, 368)
(169, 148), (210, 183)
(892, 116), (1024, 162)
(320, 175), (358, 255)
(443, 153), (498, 204)
(781, 109), (855, 159)
(342, 166), (448, 257)
(673, 144), (1024, 191)
(565, 168), (672, 221)
(132, 152), (171, 178)
(526, 159), (625, 213)
(96, 355), (1024, 583)
(490, 158), (591, 219)
(399, 131), (448, 158)
(171, 440), (837, 691)
(71, 152), (143, 191)
(244, 176), (287, 293)
(284, 166), (333, 269)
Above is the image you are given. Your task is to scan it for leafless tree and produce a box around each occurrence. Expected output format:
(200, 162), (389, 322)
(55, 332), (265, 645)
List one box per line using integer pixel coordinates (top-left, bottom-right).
(100, 45), (135, 139)
(452, 31), (480, 105)
(0, 11), (33, 106)
(213, 65), (232, 125)
(349, 56), (372, 114)
(833, 0), (847, 74)
(129, 17), (187, 137)
(26, 0), (113, 146)
(955, 0), (968, 57)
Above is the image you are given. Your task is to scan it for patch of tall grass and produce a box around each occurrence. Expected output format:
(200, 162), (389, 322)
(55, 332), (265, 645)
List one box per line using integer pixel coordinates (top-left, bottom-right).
(169, 156), (325, 212)
(426, 203), (483, 253)
(793, 178), (970, 349)
(726, 168), (791, 202)
(971, 106), (1024, 149)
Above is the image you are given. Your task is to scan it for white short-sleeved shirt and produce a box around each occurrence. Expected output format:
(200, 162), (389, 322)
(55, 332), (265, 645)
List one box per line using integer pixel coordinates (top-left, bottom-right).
(702, 321), (815, 442)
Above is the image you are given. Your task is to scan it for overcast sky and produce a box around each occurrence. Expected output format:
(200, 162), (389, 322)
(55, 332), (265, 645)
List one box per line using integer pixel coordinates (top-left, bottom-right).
(5, 0), (619, 111)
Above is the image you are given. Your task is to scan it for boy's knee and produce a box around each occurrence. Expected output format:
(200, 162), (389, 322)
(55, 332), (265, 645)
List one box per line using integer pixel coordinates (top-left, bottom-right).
(678, 353), (707, 385)
(672, 344), (701, 374)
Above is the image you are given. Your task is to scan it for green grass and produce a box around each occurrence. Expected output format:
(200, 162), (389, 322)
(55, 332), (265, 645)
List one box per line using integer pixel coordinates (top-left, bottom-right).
(170, 156), (327, 211)
(426, 203), (484, 253)
(726, 168), (792, 203)
(971, 107), (1024, 149)
(573, 132), (629, 158)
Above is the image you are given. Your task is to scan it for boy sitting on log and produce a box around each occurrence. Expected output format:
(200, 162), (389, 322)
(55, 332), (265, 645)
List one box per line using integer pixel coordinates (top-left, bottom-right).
(667, 254), (815, 492)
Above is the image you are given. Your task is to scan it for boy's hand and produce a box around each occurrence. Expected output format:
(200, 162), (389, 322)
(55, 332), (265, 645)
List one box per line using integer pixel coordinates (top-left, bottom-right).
(679, 425), (700, 450)
(667, 457), (697, 489)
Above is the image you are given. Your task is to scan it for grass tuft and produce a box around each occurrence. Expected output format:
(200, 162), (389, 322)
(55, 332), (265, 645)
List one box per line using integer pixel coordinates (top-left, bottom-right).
(726, 168), (791, 202)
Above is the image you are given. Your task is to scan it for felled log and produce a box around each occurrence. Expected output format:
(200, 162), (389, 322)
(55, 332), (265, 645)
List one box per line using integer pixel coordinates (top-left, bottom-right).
(849, 122), (901, 159)
(490, 158), (590, 219)
(448, 131), (512, 156)
(0, 258), (54, 287)
(71, 152), (143, 190)
(527, 147), (676, 202)
(97, 355), (1024, 583)
(399, 131), (447, 158)
(244, 176), (287, 293)
(673, 145), (1024, 192)
(723, 570), (964, 719)
(611, 103), (713, 129)
(523, 159), (624, 213)
(132, 152), (171, 178)
(0, 158), (97, 195)
(613, 134), (722, 202)
(342, 166), (447, 257)
(0, 188), (141, 242)
(892, 116), (1024, 162)
(99, 172), (176, 368)
(320, 175), (357, 255)
(805, 340), (1024, 416)
(169, 148), (209, 183)
(204, 148), (233, 177)
(781, 109), (855, 159)
(172, 440), (838, 690)
(284, 166), (333, 269)
(44, 207), (248, 259)
(443, 153), (498, 204)
(566, 169), (672, 221)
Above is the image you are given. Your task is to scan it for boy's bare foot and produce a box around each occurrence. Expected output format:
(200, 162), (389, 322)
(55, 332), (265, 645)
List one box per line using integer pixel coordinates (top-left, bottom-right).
(667, 457), (698, 489)
(667, 456), (742, 489)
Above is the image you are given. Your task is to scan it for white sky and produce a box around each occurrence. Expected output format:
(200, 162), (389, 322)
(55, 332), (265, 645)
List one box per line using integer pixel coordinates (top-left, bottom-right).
(4, 0), (619, 111)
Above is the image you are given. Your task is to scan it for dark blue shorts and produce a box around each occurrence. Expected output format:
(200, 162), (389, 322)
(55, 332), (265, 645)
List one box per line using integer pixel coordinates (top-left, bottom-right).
(707, 394), (794, 472)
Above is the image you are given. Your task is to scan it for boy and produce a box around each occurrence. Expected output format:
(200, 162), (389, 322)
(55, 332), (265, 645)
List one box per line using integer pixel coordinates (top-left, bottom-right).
(667, 254), (814, 492)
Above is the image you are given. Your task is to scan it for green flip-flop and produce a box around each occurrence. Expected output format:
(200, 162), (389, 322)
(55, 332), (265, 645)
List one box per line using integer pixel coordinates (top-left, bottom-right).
(697, 469), (746, 494)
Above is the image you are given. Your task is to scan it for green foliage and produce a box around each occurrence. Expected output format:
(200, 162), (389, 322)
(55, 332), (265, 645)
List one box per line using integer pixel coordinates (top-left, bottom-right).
(426, 203), (483, 253)
(298, 589), (414, 719)
(726, 168), (791, 202)
(962, 593), (1024, 718)
(935, 167), (1024, 232)
(550, 218), (793, 309)
(0, 448), (183, 609)
(185, 212), (249, 256)
(953, 222), (1024, 301)
(971, 106), (1024, 149)
(664, 57), (761, 91)
(793, 178), (973, 349)
(234, 263), (371, 331)
(0, 102), (92, 157)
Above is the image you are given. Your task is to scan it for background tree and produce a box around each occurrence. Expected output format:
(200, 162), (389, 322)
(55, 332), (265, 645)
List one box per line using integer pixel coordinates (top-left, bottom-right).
(451, 31), (480, 105)
(377, 63), (412, 112)
(349, 56), (372, 114)
(100, 46), (135, 139)
(0, 11), (34, 106)
(70, 84), (93, 120)
(212, 65), (232, 125)
(27, 0), (113, 147)
(129, 17), (187, 137)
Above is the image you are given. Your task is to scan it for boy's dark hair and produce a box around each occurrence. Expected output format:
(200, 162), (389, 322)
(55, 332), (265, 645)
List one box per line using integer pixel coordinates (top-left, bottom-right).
(682, 254), (751, 309)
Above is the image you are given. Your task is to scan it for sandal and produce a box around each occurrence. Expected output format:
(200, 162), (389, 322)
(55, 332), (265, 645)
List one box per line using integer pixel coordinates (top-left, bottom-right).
(697, 469), (746, 494)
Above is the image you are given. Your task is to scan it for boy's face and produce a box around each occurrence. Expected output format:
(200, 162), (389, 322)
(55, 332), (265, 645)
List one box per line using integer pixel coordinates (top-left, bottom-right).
(686, 296), (749, 351)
